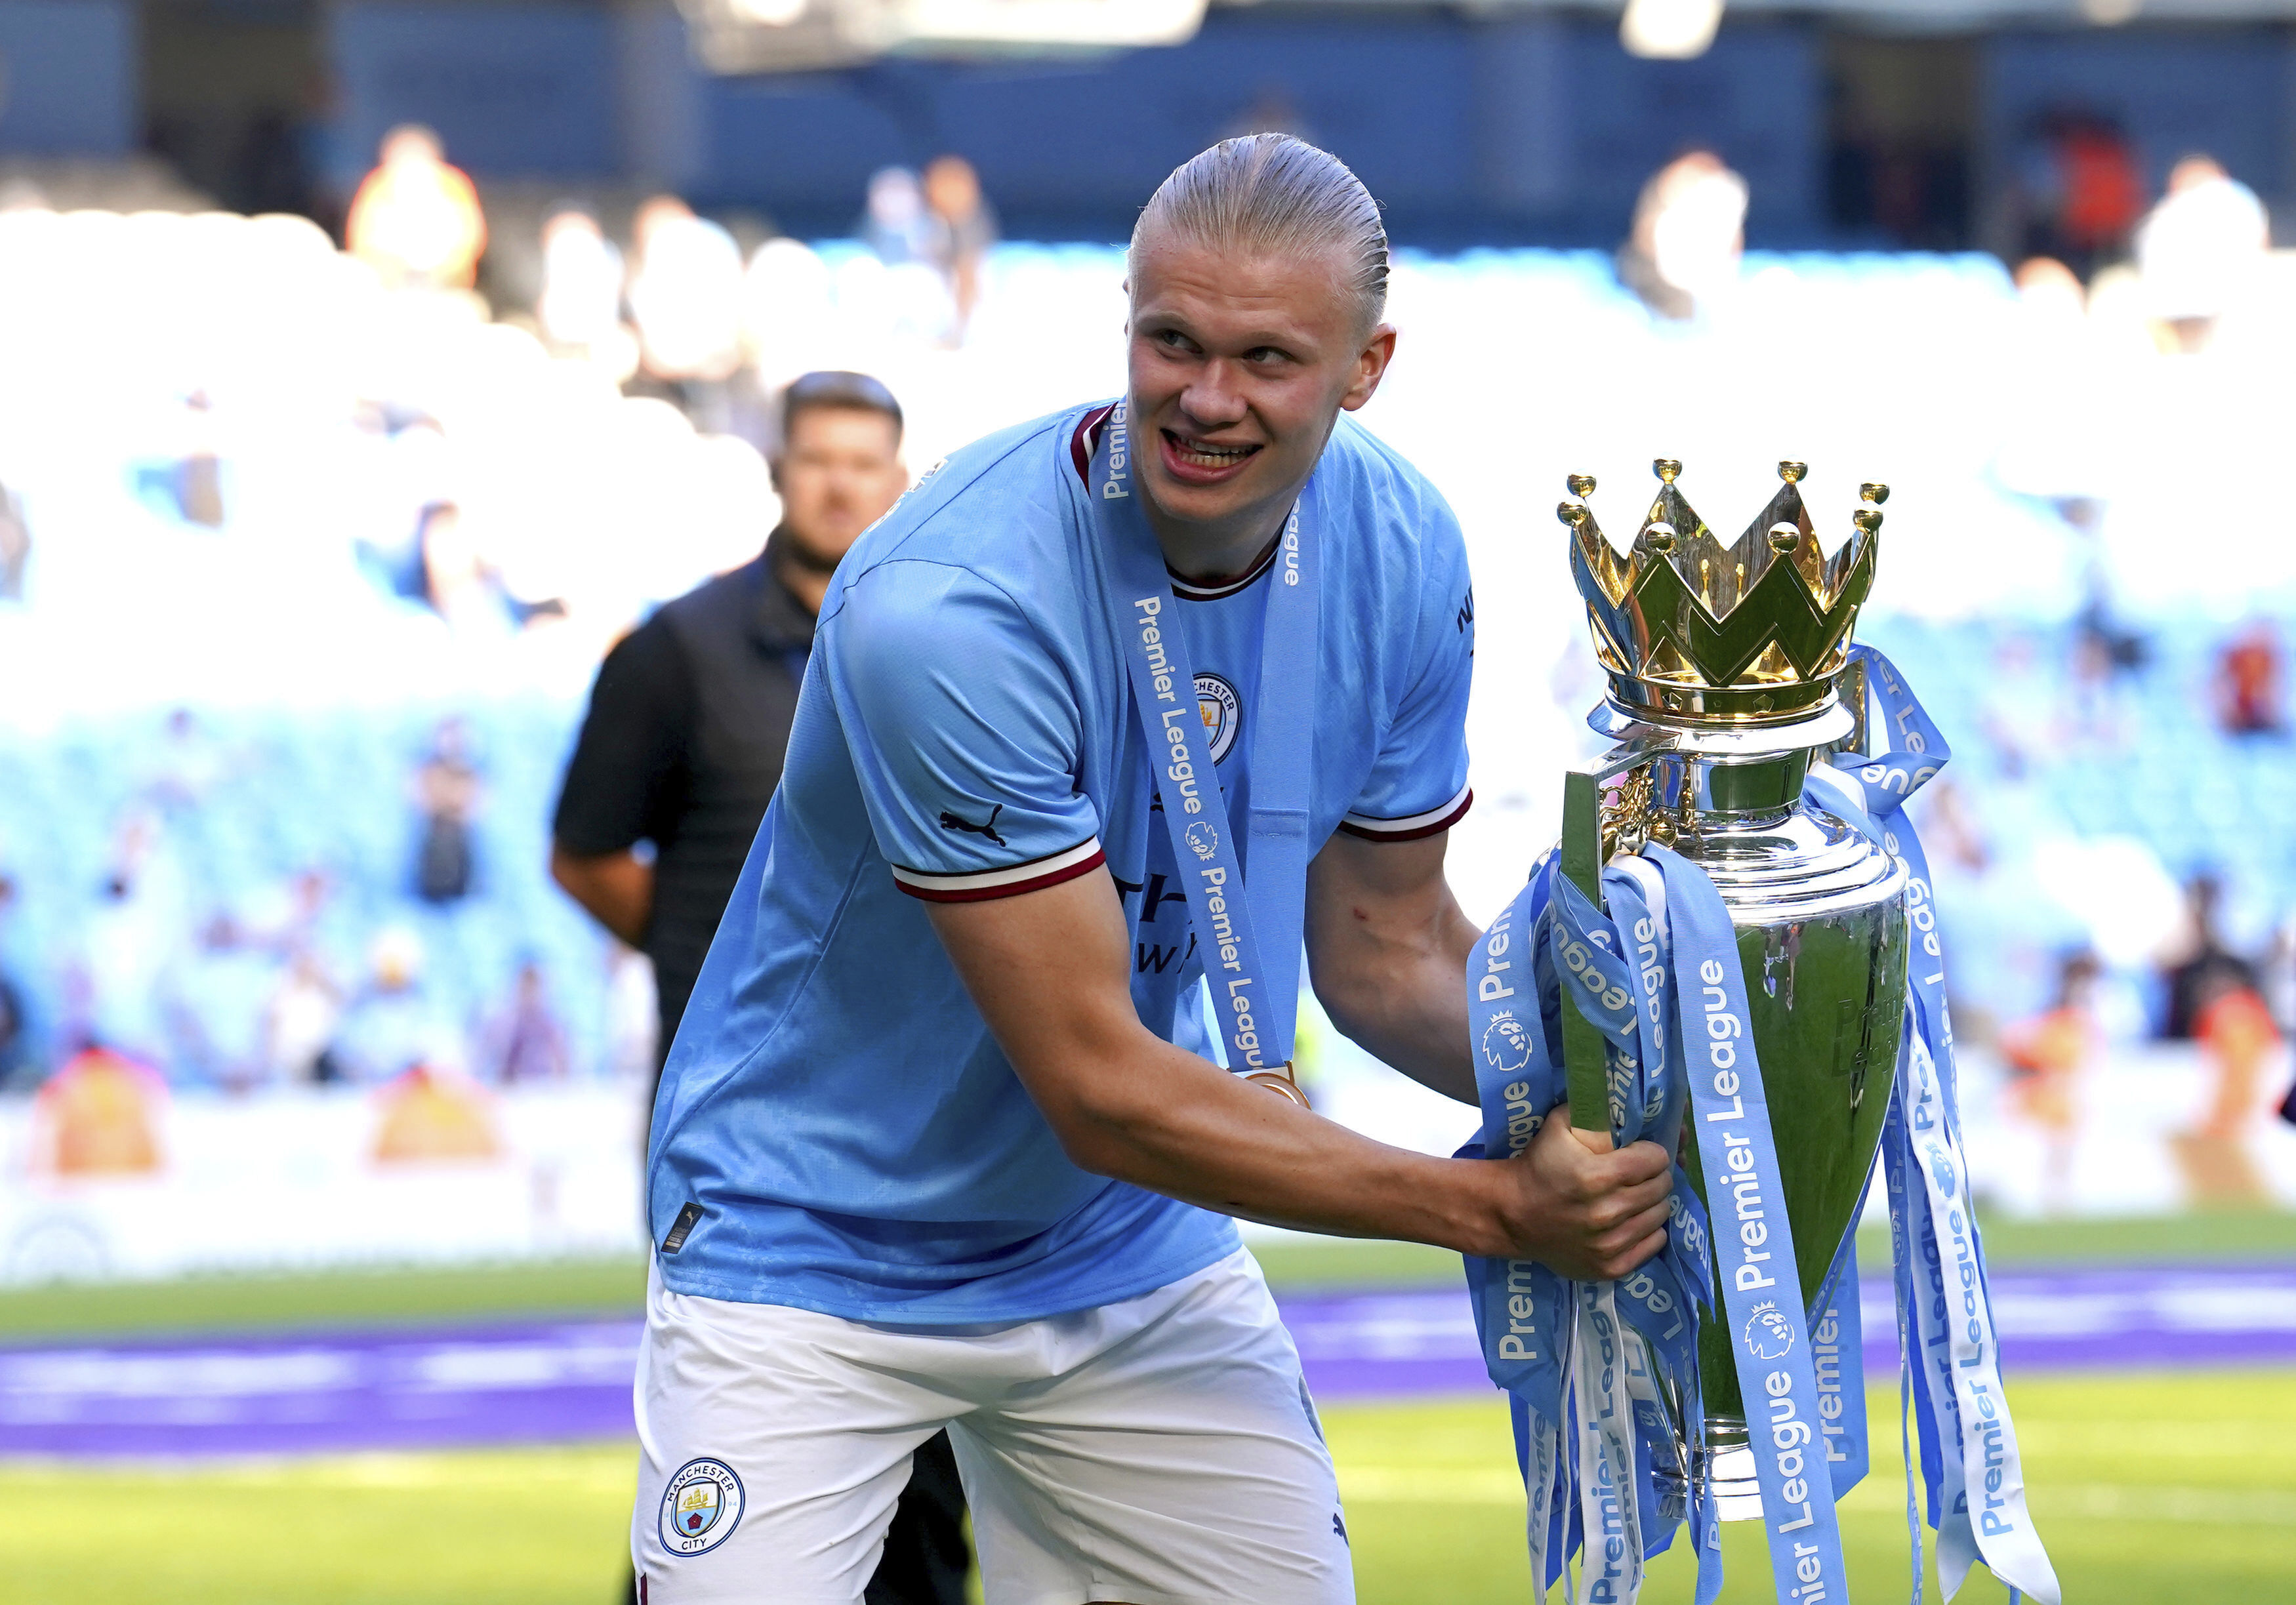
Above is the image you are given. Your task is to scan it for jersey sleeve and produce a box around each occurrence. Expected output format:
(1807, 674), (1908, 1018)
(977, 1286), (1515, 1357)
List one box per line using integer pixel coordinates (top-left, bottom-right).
(823, 559), (1105, 902)
(1339, 495), (1475, 843)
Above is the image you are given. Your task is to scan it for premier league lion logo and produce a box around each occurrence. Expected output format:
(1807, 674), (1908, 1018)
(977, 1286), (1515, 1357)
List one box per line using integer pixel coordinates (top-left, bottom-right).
(1924, 1141), (1959, 1200)
(1184, 820), (1220, 861)
(1742, 1299), (1795, 1360)
(1480, 1010), (1533, 1075)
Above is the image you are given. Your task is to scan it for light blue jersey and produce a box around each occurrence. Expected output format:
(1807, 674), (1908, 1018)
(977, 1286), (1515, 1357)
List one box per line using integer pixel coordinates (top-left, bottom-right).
(649, 401), (1475, 1324)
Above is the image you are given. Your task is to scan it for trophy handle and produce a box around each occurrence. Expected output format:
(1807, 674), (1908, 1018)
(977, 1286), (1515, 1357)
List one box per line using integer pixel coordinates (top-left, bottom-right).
(1558, 741), (1669, 1137)
(1559, 769), (1612, 1137)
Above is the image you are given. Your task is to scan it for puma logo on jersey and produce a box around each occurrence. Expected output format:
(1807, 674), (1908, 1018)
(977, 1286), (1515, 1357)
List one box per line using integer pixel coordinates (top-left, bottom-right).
(937, 803), (1006, 847)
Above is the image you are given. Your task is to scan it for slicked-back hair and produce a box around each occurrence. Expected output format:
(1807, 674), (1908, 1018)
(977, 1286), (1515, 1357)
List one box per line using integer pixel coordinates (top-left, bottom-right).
(1130, 134), (1389, 333)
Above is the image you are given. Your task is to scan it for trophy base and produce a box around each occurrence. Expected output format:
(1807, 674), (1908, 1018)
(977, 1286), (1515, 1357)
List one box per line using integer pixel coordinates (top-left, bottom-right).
(1699, 1419), (1766, 1522)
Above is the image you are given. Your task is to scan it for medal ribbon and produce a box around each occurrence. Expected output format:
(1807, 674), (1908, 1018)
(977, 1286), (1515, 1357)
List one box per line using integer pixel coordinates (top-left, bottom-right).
(1086, 401), (1317, 1073)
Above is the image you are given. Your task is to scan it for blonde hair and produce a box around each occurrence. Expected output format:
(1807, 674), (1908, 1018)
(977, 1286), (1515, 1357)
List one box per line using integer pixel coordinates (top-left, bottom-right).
(1131, 134), (1388, 331)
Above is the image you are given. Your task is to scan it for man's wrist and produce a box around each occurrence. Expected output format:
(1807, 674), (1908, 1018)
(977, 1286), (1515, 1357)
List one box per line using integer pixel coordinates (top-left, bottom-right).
(1429, 1149), (1519, 1261)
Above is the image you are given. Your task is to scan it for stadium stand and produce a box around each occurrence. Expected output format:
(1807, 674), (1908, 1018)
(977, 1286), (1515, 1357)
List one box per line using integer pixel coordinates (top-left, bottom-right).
(0, 200), (2289, 1088)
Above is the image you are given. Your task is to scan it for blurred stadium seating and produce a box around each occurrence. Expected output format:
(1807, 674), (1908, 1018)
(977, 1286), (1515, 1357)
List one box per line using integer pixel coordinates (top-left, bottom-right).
(0, 201), (2288, 1139)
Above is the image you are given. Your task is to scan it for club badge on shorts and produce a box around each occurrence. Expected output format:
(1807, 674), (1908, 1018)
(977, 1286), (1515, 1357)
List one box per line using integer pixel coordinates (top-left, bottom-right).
(659, 1458), (745, 1556)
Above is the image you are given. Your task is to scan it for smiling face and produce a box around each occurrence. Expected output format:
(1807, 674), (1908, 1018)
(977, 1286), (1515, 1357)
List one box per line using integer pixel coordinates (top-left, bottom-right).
(1125, 235), (1395, 574)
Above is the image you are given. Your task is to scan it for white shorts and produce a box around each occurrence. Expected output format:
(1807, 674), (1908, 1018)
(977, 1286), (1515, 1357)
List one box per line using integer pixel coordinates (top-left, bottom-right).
(630, 1247), (1353, 1605)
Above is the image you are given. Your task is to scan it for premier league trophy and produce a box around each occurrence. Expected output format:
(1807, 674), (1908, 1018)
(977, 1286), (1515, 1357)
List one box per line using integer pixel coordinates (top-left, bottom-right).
(1462, 460), (2060, 1603)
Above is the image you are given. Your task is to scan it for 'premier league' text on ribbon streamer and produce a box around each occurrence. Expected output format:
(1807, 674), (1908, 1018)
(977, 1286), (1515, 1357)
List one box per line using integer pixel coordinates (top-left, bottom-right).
(1462, 460), (2059, 1605)
(1094, 401), (1319, 1090)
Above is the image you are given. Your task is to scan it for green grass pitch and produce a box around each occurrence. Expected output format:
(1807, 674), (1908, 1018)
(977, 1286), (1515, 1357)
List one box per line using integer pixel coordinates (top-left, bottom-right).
(5, 1371), (2292, 1603)
(6, 1216), (2293, 1600)
(7, 1207), (2291, 1341)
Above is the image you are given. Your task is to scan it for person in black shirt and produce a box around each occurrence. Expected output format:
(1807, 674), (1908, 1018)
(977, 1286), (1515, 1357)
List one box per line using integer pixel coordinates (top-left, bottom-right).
(2162, 874), (2261, 1041)
(552, 371), (970, 1605)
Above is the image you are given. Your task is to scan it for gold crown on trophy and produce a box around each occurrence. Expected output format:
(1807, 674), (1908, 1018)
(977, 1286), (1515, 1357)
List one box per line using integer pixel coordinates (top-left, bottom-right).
(1560, 458), (1885, 725)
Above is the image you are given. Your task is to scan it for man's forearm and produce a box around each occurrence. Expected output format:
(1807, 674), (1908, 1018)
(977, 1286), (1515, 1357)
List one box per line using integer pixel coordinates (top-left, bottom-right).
(1058, 1021), (1513, 1255)
(926, 870), (1675, 1282)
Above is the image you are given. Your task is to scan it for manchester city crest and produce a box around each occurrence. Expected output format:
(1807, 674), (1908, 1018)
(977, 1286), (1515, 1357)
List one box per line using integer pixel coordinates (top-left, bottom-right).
(1742, 1299), (1795, 1361)
(659, 1457), (745, 1556)
(1195, 672), (1241, 763)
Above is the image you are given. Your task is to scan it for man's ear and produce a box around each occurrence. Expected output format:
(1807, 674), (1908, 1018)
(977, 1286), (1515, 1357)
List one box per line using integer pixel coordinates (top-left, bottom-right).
(1340, 323), (1398, 413)
(768, 456), (784, 496)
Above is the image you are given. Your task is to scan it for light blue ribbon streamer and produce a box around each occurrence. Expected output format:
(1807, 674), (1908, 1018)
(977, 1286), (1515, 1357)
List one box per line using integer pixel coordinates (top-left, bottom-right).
(1809, 646), (2060, 1605)
(1467, 853), (1726, 1600)
(1649, 840), (1855, 1605)
(1464, 854), (1571, 1592)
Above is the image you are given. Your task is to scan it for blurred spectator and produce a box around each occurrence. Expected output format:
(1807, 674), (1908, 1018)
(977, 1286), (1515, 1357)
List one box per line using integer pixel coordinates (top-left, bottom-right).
(2012, 256), (2086, 326)
(412, 717), (483, 904)
(2015, 111), (2146, 279)
(68, 810), (190, 1072)
(478, 959), (571, 1084)
(265, 950), (346, 1084)
(334, 927), (459, 1082)
(2136, 155), (2268, 354)
(220, 868), (347, 1084)
(1917, 777), (1992, 876)
(2217, 620), (2286, 737)
(859, 167), (939, 267)
(2173, 958), (2284, 1208)
(0, 876), (33, 1089)
(552, 365), (960, 1605)
(538, 206), (633, 373)
(2000, 949), (2101, 1215)
(354, 489), (432, 602)
(346, 125), (487, 293)
(178, 391), (226, 529)
(0, 477), (27, 599)
(2193, 968), (2281, 1141)
(1616, 150), (1747, 321)
(2065, 548), (2145, 747)
(627, 196), (746, 389)
(2160, 874), (2261, 1040)
(923, 155), (998, 336)
(415, 502), (522, 639)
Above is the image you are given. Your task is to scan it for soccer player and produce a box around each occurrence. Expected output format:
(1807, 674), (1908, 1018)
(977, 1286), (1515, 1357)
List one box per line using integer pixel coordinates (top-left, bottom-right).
(633, 135), (1673, 1604)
